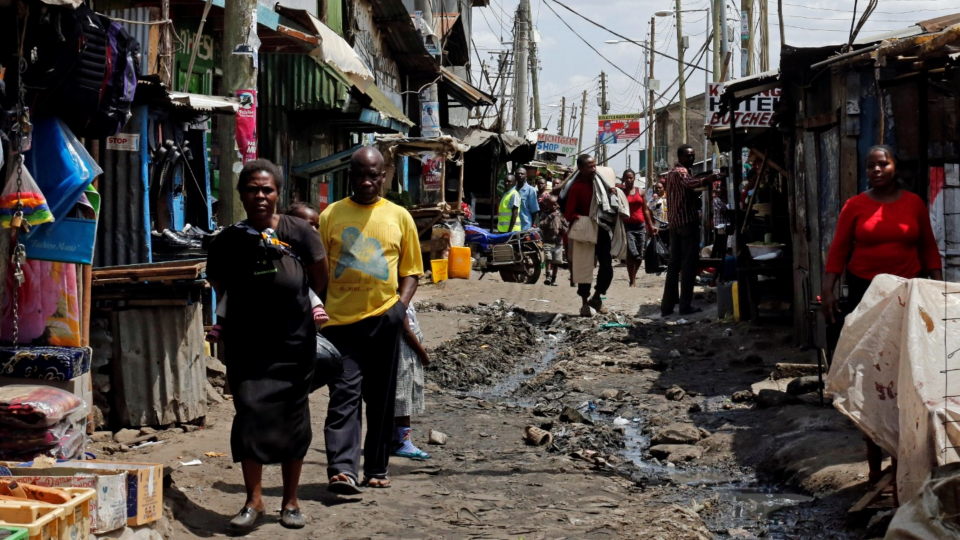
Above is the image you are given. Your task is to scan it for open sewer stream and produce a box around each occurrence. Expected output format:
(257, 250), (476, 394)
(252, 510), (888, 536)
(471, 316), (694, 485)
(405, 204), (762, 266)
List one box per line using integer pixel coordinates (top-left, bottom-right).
(454, 317), (856, 539)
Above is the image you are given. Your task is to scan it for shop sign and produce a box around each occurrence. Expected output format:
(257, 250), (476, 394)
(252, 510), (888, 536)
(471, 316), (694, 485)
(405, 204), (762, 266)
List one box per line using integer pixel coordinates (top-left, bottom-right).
(536, 133), (578, 156)
(706, 82), (781, 127)
(106, 134), (139, 152)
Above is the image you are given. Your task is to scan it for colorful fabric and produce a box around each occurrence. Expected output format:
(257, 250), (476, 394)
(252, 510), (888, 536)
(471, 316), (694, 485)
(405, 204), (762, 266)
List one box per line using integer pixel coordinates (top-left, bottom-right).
(2, 260), (81, 346)
(0, 420), (71, 450)
(622, 187), (646, 225)
(0, 427), (83, 461)
(0, 385), (83, 428)
(318, 198), (423, 327)
(0, 347), (91, 381)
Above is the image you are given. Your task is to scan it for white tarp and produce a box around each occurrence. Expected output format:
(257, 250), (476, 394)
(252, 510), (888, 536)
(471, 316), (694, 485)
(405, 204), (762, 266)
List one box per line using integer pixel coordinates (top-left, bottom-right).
(301, 12), (375, 92)
(827, 275), (960, 503)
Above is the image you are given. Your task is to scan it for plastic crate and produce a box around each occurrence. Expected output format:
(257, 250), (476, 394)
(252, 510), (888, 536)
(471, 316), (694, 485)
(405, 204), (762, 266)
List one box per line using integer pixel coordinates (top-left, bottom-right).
(0, 487), (93, 540)
(0, 501), (63, 540)
(0, 527), (29, 540)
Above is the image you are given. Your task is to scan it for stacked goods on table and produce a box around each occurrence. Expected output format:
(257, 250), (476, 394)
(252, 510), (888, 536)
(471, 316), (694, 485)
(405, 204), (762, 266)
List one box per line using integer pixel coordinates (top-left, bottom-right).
(0, 481), (94, 540)
(0, 386), (85, 462)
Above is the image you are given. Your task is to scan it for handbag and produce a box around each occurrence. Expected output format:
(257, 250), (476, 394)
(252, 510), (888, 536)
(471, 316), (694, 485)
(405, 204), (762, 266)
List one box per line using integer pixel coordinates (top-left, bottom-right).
(311, 333), (344, 392)
(644, 234), (669, 274)
(568, 216), (598, 243)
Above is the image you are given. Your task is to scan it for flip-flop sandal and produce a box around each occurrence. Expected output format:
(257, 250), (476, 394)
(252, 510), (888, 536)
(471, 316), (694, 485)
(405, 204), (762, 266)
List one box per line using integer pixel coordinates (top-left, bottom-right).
(394, 448), (431, 460)
(361, 477), (391, 489)
(328, 475), (364, 495)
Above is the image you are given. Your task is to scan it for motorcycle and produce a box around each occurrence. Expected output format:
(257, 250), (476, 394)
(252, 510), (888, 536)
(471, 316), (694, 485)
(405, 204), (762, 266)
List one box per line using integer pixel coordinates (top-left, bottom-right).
(464, 224), (544, 284)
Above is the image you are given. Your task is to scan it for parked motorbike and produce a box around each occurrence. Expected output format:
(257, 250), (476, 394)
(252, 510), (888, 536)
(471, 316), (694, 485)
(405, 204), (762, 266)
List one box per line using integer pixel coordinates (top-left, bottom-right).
(464, 224), (543, 284)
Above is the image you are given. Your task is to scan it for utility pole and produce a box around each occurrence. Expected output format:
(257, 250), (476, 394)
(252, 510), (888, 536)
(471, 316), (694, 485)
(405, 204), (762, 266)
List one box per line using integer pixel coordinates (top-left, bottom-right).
(719, 0), (729, 80)
(559, 96), (566, 136)
(599, 71), (608, 163)
(741, 0), (754, 76)
(675, 0), (687, 144)
(577, 90), (587, 154)
(712, 0), (721, 82)
(516, 0), (530, 137)
(760, 0), (770, 71)
(218, 0), (259, 226)
(778, 0), (785, 46)
(530, 22), (542, 130)
(646, 17), (655, 180)
(496, 51), (508, 132)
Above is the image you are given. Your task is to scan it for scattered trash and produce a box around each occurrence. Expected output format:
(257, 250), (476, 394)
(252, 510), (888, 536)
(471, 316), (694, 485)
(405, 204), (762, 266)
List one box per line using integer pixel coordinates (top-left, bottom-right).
(732, 390), (756, 403)
(522, 425), (554, 446)
(429, 429), (448, 445)
(612, 416), (629, 426)
(676, 318), (690, 325)
(669, 349), (682, 358)
(559, 406), (592, 425)
(723, 328), (734, 337)
(129, 440), (164, 450)
(529, 298), (551, 303)
(600, 322), (631, 329)
(179, 459), (202, 467)
(204, 452), (227, 458)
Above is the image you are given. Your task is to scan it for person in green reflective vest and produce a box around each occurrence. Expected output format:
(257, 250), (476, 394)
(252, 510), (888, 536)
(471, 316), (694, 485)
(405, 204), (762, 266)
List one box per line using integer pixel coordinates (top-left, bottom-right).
(497, 173), (521, 232)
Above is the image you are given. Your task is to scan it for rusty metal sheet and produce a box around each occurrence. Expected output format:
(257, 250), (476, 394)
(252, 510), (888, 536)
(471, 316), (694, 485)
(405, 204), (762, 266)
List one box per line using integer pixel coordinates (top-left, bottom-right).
(111, 303), (207, 427)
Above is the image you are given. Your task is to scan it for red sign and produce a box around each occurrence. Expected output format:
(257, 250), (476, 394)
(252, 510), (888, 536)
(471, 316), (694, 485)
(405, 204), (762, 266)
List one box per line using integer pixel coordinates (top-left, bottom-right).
(318, 183), (330, 212)
(597, 114), (641, 143)
(705, 82), (781, 127)
(235, 89), (257, 163)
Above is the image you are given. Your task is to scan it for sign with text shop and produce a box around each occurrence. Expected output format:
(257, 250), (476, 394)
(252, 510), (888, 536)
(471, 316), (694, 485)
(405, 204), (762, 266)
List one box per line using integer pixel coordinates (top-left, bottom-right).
(706, 82), (781, 128)
(597, 114), (641, 144)
(536, 133), (578, 155)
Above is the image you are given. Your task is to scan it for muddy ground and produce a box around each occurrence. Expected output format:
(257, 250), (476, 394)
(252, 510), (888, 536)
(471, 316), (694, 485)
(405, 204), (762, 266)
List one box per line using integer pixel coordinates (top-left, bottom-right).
(92, 268), (884, 539)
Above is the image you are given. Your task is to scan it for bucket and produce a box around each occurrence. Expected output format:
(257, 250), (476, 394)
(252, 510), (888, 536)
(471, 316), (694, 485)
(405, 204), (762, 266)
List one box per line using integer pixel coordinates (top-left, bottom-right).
(447, 246), (471, 279)
(430, 259), (449, 283)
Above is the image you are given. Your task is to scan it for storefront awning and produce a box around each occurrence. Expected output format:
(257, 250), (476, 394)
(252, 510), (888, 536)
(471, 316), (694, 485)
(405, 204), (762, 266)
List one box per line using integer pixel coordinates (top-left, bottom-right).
(440, 67), (496, 108)
(292, 144), (363, 178)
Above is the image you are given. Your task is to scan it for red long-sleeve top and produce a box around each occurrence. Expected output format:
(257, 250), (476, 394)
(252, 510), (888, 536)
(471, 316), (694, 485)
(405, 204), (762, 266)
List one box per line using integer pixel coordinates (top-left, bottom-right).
(824, 191), (942, 280)
(564, 179), (595, 222)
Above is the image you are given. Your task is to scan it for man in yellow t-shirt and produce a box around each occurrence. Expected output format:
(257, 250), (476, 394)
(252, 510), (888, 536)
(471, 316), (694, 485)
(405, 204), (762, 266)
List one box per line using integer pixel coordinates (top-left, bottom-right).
(318, 146), (423, 493)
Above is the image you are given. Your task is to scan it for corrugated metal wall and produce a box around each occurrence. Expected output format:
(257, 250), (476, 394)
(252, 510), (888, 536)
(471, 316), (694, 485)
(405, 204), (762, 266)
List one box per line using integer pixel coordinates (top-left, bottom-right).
(110, 303), (207, 427)
(259, 54), (351, 112)
(95, 107), (150, 268)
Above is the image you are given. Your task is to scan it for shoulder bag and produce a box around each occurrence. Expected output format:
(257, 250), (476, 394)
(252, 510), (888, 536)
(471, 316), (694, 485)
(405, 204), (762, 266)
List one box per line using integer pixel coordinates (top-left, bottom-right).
(568, 216), (598, 244)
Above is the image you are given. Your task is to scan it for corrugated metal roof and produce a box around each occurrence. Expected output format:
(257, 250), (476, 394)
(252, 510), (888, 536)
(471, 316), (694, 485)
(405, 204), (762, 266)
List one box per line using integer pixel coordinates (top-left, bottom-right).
(369, 0), (439, 72)
(440, 66), (495, 107)
(360, 82), (415, 127)
(918, 13), (960, 33)
(109, 303), (207, 427)
(259, 53), (352, 111)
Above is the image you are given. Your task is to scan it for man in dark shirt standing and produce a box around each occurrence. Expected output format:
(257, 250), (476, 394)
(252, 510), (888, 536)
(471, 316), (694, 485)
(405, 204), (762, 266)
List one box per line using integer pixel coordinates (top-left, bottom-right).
(661, 144), (722, 316)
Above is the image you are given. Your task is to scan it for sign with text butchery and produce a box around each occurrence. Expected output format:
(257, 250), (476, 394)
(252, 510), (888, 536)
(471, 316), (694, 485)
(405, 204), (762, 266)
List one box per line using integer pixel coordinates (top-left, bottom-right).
(705, 82), (781, 127)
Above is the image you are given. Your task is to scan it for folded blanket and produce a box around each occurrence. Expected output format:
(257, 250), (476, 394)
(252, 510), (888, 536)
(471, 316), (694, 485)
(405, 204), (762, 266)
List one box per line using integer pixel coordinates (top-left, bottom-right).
(0, 385), (82, 428)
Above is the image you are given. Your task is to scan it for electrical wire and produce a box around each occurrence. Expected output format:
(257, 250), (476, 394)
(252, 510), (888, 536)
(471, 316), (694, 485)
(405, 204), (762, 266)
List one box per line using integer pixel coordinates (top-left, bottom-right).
(547, 0), (710, 73)
(780, 1), (956, 14)
(542, 0), (648, 86)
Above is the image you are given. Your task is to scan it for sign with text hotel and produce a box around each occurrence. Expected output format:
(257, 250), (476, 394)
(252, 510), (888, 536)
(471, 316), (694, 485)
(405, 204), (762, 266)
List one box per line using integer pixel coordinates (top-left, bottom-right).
(705, 82), (781, 127)
(537, 133), (579, 155)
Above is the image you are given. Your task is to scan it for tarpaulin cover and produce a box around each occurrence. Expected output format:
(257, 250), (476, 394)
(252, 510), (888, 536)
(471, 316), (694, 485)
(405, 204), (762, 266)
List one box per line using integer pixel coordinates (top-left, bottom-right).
(827, 275), (960, 503)
(885, 462), (960, 539)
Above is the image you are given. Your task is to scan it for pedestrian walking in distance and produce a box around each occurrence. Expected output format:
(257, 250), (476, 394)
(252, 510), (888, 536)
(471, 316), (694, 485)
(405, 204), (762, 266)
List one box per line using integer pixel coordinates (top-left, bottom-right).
(319, 146), (423, 493)
(660, 145), (723, 316)
(206, 159), (329, 531)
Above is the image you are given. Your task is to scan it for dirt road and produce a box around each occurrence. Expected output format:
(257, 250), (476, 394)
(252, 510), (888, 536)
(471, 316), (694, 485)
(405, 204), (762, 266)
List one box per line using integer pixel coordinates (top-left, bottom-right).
(97, 269), (878, 539)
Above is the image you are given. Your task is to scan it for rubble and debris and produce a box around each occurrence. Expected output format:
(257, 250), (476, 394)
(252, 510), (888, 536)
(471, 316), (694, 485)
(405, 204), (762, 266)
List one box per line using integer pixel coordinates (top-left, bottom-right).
(732, 390), (755, 403)
(429, 429), (448, 445)
(786, 375), (823, 396)
(665, 386), (686, 401)
(651, 423), (701, 445)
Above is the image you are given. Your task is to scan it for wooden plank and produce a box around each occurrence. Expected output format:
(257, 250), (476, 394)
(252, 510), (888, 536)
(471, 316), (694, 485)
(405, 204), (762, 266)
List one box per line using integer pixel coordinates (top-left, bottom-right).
(802, 111), (838, 129)
(840, 72), (860, 205)
(848, 472), (895, 513)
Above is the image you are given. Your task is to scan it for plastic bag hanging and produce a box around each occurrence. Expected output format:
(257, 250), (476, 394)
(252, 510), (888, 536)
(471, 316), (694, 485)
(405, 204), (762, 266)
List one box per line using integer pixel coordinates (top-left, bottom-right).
(0, 154), (53, 229)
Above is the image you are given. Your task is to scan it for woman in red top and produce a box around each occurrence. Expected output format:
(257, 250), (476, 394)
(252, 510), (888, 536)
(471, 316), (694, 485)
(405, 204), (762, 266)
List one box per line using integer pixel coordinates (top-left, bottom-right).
(618, 169), (647, 287)
(822, 144), (943, 481)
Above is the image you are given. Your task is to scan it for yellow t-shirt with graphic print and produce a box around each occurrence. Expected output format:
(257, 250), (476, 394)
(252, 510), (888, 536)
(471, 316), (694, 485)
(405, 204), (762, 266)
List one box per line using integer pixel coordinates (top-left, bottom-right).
(318, 197), (423, 327)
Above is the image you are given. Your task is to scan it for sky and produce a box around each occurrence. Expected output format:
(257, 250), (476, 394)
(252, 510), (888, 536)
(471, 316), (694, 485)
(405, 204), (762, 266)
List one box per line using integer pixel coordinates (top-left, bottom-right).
(469, 0), (956, 177)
